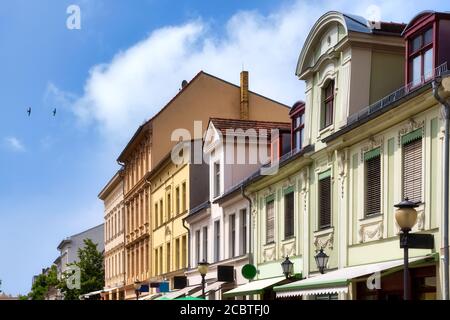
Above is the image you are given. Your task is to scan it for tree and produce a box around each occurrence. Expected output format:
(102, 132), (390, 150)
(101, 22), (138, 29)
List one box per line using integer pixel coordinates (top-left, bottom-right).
(28, 265), (59, 300)
(59, 239), (104, 300)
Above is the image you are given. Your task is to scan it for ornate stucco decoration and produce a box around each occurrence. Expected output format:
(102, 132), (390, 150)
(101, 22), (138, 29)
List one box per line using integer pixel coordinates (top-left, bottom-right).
(397, 118), (425, 146)
(300, 168), (309, 194)
(165, 225), (171, 237)
(282, 176), (294, 189)
(416, 208), (425, 231)
(263, 246), (276, 262)
(282, 240), (296, 258)
(314, 230), (334, 250)
(358, 220), (383, 243)
(336, 149), (348, 199)
(360, 136), (384, 163)
(251, 195), (258, 230)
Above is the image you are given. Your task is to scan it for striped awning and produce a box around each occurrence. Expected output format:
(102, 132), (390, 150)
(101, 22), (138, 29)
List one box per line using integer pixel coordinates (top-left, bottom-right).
(192, 282), (225, 297)
(223, 276), (285, 297)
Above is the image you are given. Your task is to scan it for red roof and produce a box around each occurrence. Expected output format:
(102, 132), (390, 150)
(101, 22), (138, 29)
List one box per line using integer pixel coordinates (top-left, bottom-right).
(209, 118), (290, 137)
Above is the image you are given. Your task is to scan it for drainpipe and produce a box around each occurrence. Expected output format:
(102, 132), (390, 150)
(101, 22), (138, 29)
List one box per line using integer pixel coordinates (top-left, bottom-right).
(241, 185), (253, 266)
(182, 217), (191, 270)
(433, 78), (450, 300)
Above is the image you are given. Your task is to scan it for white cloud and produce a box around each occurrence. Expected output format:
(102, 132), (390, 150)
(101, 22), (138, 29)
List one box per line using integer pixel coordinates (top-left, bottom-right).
(48, 0), (447, 146)
(4, 136), (25, 152)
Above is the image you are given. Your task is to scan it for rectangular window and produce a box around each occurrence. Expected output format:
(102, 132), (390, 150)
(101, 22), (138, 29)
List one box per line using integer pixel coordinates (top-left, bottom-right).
(321, 81), (334, 129)
(159, 199), (163, 224)
(181, 235), (187, 268)
(182, 182), (187, 212)
(365, 149), (381, 216)
(214, 220), (220, 262)
(175, 187), (180, 215)
(155, 203), (159, 227)
(214, 162), (221, 198)
(175, 238), (180, 270)
(408, 27), (434, 86)
(166, 243), (171, 273)
(292, 106), (305, 152)
(402, 131), (423, 203)
(284, 190), (294, 238)
(229, 214), (236, 258)
(202, 226), (208, 262)
(159, 247), (163, 276)
(240, 209), (247, 255)
(195, 230), (201, 265)
(266, 199), (275, 244)
(318, 170), (332, 229)
(167, 192), (171, 220)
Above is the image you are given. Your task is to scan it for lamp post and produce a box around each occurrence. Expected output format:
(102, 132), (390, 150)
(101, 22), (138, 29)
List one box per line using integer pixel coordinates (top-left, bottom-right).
(197, 260), (209, 299)
(134, 279), (142, 300)
(394, 198), (419, 301)
(314, 248), (329, 274)
(281, 256), (294, 279)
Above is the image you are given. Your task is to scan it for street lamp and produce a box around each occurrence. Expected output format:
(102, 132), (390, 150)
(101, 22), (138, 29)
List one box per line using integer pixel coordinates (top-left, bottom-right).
(394, 198), (419, 301)
(134, 278), (142, 300)
(281, 256), (294, 279)
(197, 260), (210, 299)
(314, 248), (329, 274)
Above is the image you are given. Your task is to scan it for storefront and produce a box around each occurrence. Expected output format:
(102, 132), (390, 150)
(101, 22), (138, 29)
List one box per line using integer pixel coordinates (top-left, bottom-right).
(273, 254), (437, 300)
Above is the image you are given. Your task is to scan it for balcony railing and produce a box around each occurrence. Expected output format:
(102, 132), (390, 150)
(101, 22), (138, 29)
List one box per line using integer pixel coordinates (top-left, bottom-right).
(347, 62), (448, 126)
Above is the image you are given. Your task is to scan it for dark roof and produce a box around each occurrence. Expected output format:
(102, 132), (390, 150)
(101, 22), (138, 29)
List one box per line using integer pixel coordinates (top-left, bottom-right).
(289, 101), (305, 115)
(373, 21), (407, 35)
(187, 200), (211, 218)
(210, 118), (291, 136)
(213, 181), (244, 204)
(242, 144), (314, 188)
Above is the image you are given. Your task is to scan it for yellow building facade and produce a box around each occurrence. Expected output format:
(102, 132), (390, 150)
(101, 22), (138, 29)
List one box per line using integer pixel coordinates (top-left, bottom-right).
(149, 154), (189, 291)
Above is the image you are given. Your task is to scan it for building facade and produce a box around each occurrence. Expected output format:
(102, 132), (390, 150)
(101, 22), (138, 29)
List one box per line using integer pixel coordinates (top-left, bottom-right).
(186, 118), (290, 299)
(99, 171), (126, 300)
(112, 70), (290, 299)
(269, 10), (450, 300)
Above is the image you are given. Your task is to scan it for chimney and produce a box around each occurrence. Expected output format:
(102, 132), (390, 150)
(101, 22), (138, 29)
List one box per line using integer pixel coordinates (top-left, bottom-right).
(240, 71), (249, 120)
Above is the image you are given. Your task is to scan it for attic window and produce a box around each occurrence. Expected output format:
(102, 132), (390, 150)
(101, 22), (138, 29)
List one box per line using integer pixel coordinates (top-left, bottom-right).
(408, 27), (434, 86)
(321, 80), (335, 130)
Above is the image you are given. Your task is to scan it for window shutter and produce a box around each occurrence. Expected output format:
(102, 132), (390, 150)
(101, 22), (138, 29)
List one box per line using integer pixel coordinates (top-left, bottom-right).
(402, 136), (422, 203)
(284, 192), (294, 238)
(266, 200), (275, 243)
(318, 175), (331, 229)
(365, 152), (381, 216)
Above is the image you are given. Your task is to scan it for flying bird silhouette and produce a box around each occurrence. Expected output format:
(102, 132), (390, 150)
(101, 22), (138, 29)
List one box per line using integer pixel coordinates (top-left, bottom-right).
(27, 107), (31, 116)
(53, 108), (57, 116)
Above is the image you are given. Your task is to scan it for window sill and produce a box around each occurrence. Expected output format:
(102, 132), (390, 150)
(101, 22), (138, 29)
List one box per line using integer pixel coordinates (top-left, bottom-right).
(359, 213), (383, 222)
(318, 125), (334, 138)
(282, 236), (295, 242)
(264, 241), (276, 247)
(313, 226), (334, 236)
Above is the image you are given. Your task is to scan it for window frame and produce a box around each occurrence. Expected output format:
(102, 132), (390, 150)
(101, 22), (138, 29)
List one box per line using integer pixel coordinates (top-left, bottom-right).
(284, 189), (295, 239)
(401, 131), (423, 204)
(321, 80), (335, 130)
(364, 148), (382, 217)
(407, 26), (434, 86)
(291, 105), (305, 152)
(318, 170), (332, 230)
(265, 197), (275, 244)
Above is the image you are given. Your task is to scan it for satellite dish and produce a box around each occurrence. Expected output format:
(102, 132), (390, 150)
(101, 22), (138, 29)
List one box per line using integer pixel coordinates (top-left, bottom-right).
(181, 80), (188, 89)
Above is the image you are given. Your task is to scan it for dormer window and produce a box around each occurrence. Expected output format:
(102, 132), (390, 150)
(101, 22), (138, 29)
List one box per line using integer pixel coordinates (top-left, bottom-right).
(321, 80), (335, 129)
(290, 102), (305, 152)
(408, 27), (434, 86)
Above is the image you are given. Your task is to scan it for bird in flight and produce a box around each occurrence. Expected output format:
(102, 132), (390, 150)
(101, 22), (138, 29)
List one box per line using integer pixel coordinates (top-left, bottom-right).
(53, 108), (57, 116)
(27, 107), (31, 116)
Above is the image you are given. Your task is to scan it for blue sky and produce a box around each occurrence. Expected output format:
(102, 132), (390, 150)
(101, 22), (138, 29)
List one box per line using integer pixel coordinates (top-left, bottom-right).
(0, 0), (448, 295)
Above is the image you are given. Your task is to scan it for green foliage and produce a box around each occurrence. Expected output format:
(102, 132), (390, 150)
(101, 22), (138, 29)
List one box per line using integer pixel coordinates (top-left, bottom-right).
(28, 265), (59, 300)
(59, 238), (105, 300)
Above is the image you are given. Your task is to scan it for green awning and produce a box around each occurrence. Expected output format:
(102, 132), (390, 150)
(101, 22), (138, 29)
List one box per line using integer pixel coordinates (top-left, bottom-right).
(274, 254), (436, 298)
(283, 186), (294, 195)
(223, 276), (286, 297)
(364, 147), (380, 161)
(318, 169), (331, 180)
(401, 128), (423, 145)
